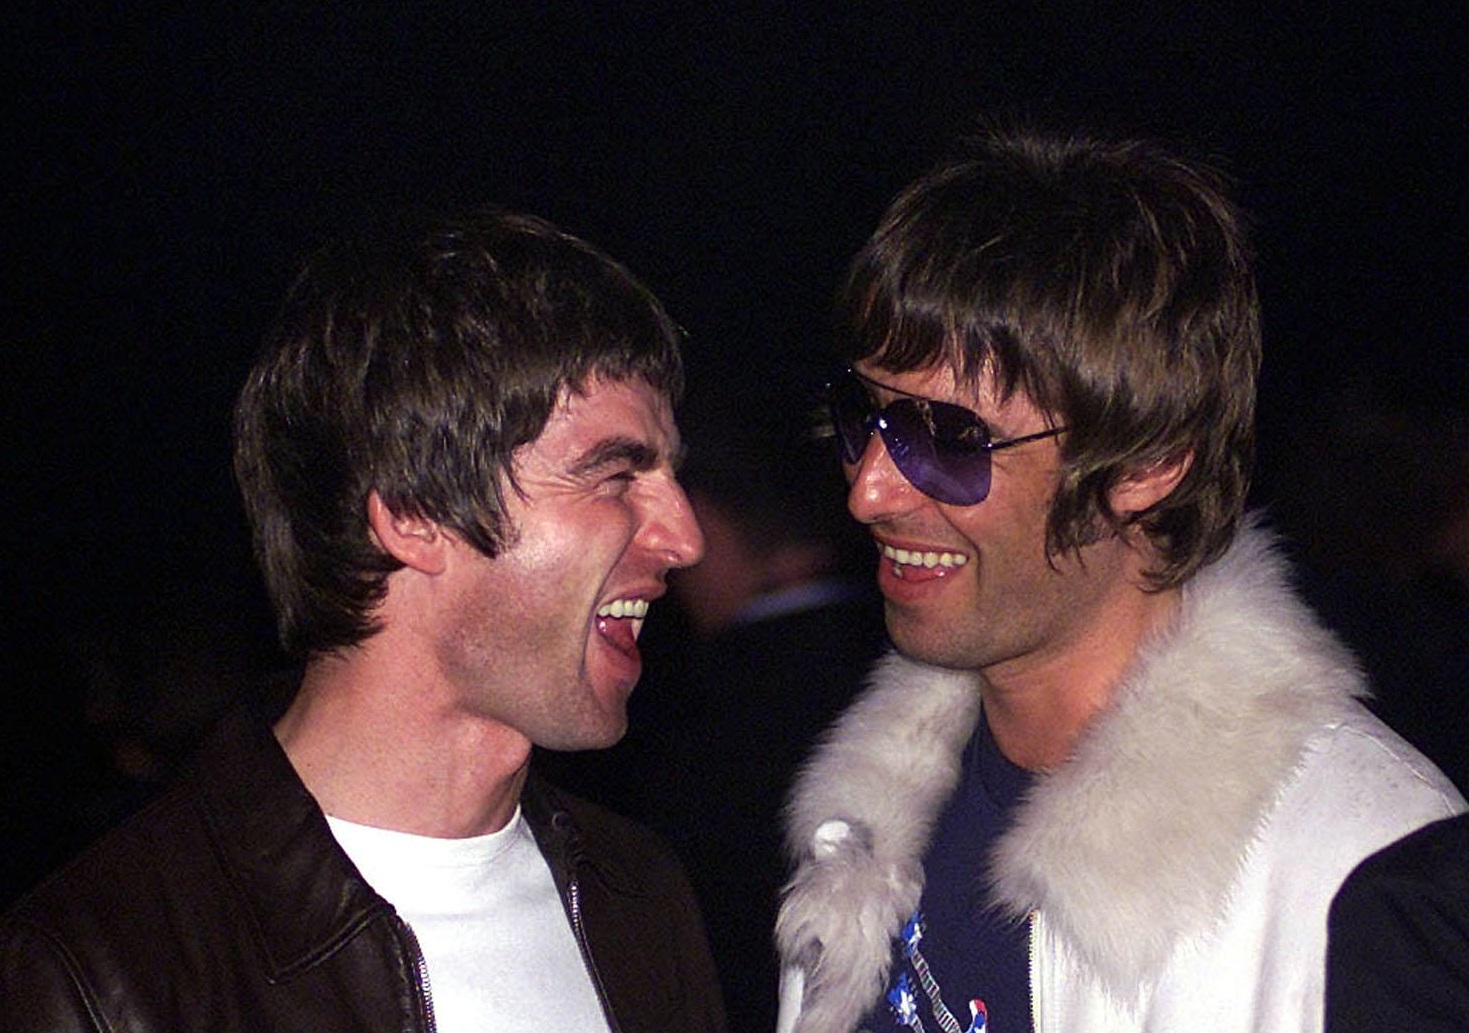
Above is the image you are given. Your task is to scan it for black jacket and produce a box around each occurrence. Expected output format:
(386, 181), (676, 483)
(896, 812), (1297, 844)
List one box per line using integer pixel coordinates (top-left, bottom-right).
(1326, 811), (1469, 1032)
(0, 711), (727, 1033)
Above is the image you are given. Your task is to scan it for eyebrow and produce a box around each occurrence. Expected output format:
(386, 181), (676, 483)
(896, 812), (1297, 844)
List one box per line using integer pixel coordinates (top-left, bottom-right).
(568, 437), (664, 478)
(851, 367), (949, 407)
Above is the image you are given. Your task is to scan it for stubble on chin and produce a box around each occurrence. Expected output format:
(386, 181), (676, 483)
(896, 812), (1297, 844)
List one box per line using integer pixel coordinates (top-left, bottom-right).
(883, 605), (988, 673)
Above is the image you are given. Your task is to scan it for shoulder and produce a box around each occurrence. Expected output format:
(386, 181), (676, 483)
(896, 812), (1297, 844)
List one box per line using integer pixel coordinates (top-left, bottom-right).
(4, 710), (296, 937)
(4, 781), (206, 932)
(1260, 706), (1466, 888)
(0, 907), (103, 1032)
(1292, 708), (1463, 822)
(0, 709), (322, 975)
(0, 782), (208, 1028)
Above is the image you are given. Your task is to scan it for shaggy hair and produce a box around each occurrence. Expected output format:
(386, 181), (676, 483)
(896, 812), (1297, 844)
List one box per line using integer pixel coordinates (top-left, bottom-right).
(837, 123), (1260, 588)
(234, 207), (682, 658)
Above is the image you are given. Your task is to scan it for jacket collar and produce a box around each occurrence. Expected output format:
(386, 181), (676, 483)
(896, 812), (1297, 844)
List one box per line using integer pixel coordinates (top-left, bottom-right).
(520, 774), (649, 901)
(191, 710), (395, 982)
(779, 523), (1366, 1013)
(190, 716), (624, 983)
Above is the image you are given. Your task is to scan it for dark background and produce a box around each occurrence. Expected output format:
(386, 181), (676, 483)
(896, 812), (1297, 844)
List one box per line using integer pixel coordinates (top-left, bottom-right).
(4, 3), (1467, 900)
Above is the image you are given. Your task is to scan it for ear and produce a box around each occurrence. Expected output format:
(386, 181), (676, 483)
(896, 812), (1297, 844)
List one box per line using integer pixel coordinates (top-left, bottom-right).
(1108, 451), (1193, 519)
(366, 491), (449, 575)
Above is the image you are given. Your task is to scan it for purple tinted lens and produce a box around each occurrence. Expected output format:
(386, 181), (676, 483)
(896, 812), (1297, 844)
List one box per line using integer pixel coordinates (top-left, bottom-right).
(879, 400), (993, 505)
(827, 372), (993, 505)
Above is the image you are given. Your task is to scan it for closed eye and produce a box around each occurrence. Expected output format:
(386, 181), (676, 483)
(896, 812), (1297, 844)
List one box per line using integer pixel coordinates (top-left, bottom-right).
(570, 437), (659, 479)
(597, 469), (638, 496)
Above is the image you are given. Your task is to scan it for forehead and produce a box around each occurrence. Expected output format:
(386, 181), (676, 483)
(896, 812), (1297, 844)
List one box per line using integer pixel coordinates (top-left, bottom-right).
(853, 359), (1048, 428)
(854, 359), (989, 407)
(536, 375), (677, 452)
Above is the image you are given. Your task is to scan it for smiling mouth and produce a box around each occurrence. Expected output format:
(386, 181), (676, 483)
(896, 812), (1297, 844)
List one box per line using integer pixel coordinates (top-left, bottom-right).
(596, 598), (650, 652)
(881, 543), (969, 576)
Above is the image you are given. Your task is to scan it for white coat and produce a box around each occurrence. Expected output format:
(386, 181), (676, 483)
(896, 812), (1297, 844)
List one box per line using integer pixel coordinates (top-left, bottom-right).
(776, 527), (1465, 1033)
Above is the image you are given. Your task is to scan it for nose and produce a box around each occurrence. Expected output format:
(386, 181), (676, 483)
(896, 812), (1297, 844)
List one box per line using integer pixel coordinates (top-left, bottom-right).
(846, 430), (922, 525)
(640, 475), (706, 570)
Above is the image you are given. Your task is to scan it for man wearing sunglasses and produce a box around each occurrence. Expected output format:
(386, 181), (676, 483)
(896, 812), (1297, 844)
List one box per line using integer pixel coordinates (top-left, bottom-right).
(775, 124), (1465, 1033)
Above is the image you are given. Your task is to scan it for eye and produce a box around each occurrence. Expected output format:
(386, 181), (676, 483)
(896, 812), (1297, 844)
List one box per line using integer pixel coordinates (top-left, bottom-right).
(597, 470), (637, 496)
(932, 404), (989, 452)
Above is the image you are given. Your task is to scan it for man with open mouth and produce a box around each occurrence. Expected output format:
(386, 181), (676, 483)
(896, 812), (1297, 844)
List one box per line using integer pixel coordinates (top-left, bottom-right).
(1, 207), (726, 1033)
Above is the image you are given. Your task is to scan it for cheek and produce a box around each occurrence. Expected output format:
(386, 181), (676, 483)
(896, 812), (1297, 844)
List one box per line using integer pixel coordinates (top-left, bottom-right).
(551, 514), (636, 591)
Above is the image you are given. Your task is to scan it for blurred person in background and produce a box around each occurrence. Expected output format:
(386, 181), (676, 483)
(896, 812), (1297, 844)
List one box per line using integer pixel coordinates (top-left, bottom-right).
(1262, 370), (1469, 792)
(668, 387), (888, 1032)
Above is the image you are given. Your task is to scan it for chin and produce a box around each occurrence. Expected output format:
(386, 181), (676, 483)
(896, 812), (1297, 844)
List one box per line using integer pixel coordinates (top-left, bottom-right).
(584, 720), (629, 751)
(538, 715), (628, 753)
(889, 627), (985, 673)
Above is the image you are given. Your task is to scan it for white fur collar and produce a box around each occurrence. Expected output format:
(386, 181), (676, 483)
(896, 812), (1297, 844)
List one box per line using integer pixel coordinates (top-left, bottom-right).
(777, 526), (1365, 1027)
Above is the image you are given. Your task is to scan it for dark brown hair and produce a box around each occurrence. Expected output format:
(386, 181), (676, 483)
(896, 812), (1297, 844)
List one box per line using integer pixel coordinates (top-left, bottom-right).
(234, 207), (683, 658)
(839, 124), (1260, 587)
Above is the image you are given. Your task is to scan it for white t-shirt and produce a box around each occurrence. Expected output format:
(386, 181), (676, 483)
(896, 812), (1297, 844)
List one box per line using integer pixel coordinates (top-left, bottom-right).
(327, 808), (612, 1033)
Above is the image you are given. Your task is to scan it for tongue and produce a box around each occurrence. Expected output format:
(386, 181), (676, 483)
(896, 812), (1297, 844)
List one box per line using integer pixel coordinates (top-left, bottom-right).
(597, 616), (641, 660)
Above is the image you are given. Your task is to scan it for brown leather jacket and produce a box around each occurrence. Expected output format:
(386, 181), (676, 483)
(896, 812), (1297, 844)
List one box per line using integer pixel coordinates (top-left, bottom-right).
(0, 711), (728, 1033)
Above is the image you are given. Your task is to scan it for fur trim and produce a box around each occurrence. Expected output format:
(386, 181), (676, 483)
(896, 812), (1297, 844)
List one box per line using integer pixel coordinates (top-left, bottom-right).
(777, 525), (1367, 1025)
(776, 654), (981, 1033)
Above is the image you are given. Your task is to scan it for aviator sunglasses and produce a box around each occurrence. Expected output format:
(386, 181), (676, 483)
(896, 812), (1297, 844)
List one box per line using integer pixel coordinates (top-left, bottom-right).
(826, 368), (1067, 506)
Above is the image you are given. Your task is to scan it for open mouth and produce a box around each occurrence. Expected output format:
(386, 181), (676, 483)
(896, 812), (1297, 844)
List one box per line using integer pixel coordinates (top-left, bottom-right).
(595, 598), (650, 656)
(881, 543), (969, 578)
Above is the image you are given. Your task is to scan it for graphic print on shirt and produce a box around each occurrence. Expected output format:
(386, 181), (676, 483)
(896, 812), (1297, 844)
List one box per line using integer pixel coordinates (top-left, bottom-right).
(879, 912), (988, 1033)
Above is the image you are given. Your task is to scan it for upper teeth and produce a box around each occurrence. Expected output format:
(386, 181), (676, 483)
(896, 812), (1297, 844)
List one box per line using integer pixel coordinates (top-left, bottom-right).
(598, 598), (650, 619)
(882, 544), (968, 569)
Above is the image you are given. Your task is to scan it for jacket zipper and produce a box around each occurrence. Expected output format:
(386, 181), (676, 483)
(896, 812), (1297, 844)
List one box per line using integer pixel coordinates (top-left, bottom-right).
(400, 920), (438, 1033)
(568, 874), (623, 1033)
(1027, 911), (1039, 1033)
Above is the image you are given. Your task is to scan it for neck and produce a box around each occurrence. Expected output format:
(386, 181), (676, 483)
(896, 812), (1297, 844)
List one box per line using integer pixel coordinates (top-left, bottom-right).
(982, 582), (1182, 772)
(276, 650), (531, 838)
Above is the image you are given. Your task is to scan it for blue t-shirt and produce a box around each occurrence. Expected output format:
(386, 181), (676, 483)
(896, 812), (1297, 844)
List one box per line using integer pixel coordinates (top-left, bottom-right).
(859, 714), (1035, 1033)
